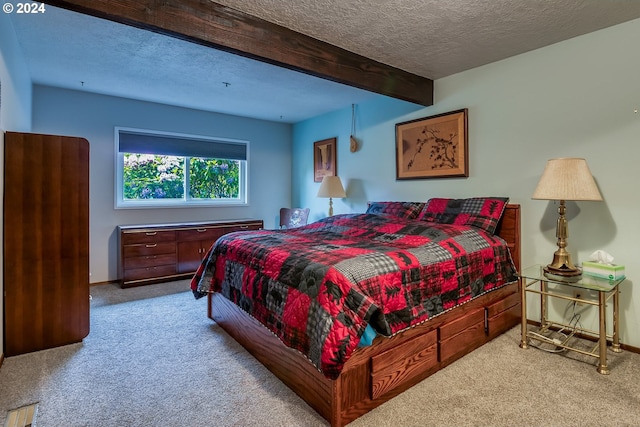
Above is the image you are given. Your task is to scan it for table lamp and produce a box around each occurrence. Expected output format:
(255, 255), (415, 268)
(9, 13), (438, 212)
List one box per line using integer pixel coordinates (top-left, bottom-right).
(317, 176), (346, 216)
(532, 158), (602, 277)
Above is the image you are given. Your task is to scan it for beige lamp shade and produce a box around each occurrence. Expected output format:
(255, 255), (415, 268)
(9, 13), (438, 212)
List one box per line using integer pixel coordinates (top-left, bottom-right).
(317, 176), (346, 216)
(532, 158), (602, 201)
(532, 157), (602, 277)
(317, 176), (346, 198)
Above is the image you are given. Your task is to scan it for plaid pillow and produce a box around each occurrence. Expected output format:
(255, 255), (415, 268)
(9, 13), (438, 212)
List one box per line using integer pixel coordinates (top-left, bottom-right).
(418, 197), (509, 234)
(366, 201), (426, 219)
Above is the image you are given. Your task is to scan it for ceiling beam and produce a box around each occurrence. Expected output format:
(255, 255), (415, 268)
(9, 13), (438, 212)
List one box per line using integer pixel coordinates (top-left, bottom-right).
(44, 0), (433, 106)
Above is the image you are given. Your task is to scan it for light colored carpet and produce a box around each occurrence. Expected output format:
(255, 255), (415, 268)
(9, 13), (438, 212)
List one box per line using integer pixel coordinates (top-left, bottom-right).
(1, 280), (639, 427)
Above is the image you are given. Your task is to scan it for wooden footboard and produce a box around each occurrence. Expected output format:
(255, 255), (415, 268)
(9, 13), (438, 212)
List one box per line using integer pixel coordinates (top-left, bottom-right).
(208, 204), (521, 427)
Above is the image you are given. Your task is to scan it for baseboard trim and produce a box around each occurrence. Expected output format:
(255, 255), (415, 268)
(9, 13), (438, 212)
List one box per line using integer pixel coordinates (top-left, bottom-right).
(90, 280), (120, 286)
(0, 352), (5, 369)
(619, 342), (640, 354)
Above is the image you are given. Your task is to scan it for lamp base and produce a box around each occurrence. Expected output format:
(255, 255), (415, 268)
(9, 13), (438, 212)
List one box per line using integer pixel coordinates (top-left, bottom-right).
(543, 264), (582, 277)
(544, 199), (581, 278)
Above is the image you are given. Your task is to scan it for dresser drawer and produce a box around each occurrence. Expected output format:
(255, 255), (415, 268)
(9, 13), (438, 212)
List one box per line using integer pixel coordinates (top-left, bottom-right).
(123, 264), (177, 282)
(123, 242), (176, 258)
(122, 230), (176, 245)
(176, 227), (225, 242)
(124, 253), (176, 270)
(228, 223), (262, 232)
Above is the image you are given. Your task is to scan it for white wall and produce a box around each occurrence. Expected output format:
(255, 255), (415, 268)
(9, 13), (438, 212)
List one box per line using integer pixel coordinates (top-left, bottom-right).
(32, 85), (292, 283)
(1, 12), (33, 358)
(292, 19), (640, 347)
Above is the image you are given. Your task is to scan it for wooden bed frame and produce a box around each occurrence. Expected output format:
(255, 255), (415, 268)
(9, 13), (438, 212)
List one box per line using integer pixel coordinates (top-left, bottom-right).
(208, 204), (521, 427)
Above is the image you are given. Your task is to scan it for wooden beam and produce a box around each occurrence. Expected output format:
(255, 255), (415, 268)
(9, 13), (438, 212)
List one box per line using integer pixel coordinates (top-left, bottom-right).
(44, 0), (433, 106)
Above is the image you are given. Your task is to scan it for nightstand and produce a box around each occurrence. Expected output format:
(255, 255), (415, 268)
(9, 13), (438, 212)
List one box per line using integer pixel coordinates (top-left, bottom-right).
(518, 264), (625, 374)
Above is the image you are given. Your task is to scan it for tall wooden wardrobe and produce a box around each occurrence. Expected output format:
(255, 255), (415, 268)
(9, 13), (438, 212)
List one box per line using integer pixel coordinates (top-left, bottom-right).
(3, 132), (90, 356)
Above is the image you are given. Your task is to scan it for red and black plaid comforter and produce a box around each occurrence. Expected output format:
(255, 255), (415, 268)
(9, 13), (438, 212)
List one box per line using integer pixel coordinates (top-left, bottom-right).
(191, 213), (516, 379)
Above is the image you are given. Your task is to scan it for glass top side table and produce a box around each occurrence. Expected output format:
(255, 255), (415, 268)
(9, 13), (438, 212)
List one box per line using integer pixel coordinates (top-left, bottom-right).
(518, 264), (625, 374)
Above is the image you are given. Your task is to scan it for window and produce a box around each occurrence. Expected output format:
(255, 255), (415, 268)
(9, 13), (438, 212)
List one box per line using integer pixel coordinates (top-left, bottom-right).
(115, 127), (248, 208)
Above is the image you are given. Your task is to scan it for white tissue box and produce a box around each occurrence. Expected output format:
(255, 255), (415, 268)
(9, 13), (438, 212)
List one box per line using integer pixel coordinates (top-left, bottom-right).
(582, 261), (625, 280)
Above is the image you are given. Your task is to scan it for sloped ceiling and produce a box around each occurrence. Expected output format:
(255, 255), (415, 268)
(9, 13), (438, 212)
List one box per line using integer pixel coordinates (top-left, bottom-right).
(9, 1), (640, 123)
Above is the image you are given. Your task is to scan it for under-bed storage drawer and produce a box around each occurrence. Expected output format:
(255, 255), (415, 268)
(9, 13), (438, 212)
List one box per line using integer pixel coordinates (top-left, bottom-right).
(370, 329), (438, 399)
(438, 308), (486, 364)
(486, 291), (520, 339)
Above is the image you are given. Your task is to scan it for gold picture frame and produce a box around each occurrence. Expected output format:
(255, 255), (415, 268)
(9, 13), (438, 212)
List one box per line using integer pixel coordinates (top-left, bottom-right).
(395, 109), (468, 179)
(313, 137), (337, 182)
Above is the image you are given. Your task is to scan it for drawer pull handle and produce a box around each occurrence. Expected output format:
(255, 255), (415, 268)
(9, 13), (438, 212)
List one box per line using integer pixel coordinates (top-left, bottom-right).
(196, 229), (207, 233)
(239, 226), (249, 229)
(145, 232), (157, 236)
(145, 243), (157, 248)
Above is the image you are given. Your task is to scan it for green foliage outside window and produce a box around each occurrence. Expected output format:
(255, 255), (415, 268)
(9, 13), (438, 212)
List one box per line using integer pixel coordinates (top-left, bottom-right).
(123, 154), (184, 199)
(123, 153), (240, 200)
(189, 157), (239, 198)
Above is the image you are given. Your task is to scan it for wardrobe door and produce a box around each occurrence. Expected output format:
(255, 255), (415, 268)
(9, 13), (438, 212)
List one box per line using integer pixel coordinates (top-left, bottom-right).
(4, 132), (90, 356)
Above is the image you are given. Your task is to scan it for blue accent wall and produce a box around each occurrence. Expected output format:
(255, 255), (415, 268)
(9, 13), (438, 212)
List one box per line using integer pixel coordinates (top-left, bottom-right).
(292, 96), (423, 222)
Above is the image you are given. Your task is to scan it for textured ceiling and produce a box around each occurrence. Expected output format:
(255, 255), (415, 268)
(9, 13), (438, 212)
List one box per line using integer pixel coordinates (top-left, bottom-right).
(8, 1), (640, 123)
(8, 6), (378, 123)
(217, 0), (640, 79)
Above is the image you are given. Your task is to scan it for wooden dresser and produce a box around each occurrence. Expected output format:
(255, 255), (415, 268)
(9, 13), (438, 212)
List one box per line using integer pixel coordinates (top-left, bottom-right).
(117, 219), (263, 287)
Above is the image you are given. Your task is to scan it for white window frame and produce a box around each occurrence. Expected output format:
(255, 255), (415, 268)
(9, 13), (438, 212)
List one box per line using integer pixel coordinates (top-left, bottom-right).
(115, 127), (249, 209)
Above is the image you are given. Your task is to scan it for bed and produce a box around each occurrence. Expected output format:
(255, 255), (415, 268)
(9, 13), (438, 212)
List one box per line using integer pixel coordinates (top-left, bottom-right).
(191, 199), (521, 427)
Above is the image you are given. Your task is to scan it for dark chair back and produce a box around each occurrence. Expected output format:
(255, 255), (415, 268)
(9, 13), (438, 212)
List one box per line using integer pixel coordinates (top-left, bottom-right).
(279, 207), (310, 228)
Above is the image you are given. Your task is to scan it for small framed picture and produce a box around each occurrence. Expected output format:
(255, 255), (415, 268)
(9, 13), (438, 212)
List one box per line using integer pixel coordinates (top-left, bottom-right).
(395, 109), (468, 179)
(313, 137), (337, 182)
